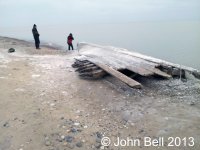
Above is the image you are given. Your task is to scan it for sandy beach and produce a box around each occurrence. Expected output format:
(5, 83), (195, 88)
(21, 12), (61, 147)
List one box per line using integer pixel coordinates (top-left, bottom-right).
(0, 36), (200, 150)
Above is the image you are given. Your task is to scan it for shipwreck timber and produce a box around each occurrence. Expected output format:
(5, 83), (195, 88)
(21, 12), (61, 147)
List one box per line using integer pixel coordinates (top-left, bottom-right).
(72, 43), (200, 88)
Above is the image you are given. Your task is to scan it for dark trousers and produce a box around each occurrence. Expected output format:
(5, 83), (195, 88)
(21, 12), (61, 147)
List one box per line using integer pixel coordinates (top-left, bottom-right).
(34, 36), (40, 49)
(68, 43), (73, 50)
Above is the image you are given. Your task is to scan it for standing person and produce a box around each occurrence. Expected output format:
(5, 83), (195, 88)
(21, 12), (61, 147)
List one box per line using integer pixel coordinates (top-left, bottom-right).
(32, 24), (40, 49)
(67, 33), (74, 50)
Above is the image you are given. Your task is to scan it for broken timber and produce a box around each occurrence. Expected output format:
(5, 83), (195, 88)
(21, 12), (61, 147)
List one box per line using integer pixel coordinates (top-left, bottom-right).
(90, 60), (141, 88)
(72, 43), (200, 88)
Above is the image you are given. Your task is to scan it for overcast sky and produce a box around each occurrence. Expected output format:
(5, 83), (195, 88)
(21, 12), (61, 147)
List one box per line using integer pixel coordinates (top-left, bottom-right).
(0, 0), (200, 27)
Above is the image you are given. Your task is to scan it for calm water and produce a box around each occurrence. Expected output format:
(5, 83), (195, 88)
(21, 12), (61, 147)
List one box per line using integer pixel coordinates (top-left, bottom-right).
(0, 21), (200, 69)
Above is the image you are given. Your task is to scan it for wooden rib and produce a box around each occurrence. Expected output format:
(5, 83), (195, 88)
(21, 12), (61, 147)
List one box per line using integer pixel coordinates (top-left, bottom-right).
(72, 61), (93, 68)
(78, 66), (100, 73)
(75, 65), (97, 72)
(79, 70), (107, 78)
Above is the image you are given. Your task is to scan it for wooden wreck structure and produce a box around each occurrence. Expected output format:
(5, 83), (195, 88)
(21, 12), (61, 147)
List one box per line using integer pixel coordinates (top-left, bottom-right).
(72, 43), (200, 89)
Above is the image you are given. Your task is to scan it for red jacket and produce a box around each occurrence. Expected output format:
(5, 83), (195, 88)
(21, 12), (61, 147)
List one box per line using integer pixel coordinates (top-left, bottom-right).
(67, 35), (74, 44)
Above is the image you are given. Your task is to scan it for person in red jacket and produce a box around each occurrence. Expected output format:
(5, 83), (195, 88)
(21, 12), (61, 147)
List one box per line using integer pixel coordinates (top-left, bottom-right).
(67, 33), (74, 50)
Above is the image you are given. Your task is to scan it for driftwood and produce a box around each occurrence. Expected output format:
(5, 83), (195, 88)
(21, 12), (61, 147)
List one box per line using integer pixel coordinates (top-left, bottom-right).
(73, 59), (107, 79)
(93, 61), (142, 88)
(72, 43), (200, 88)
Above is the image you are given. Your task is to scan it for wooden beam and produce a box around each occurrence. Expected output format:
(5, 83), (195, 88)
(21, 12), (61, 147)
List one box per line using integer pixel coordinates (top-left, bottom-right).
(90, 61), (142, 88)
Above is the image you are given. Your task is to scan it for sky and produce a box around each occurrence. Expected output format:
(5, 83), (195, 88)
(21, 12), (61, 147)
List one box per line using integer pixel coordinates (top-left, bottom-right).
(0, 0), (200, 27)
(0, 0), (200, 69)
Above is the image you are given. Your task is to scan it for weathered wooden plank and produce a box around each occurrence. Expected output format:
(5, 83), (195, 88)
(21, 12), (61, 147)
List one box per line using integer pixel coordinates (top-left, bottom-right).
(76, 63), (97, 70)
(82, 63), (96, 67)
(151, 68), (172, 78)
(75, 61), (92, 66)
(127, 65), (154, 76)
(74, 58), (89, 63)
(78, 66), (100, 73)
(89, 60), (142, 88)
(79, 70), (107, 79)
(72, 61), (93, 68)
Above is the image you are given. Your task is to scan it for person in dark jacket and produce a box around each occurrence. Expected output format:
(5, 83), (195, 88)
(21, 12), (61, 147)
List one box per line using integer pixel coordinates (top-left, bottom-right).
(67, 33), (74, 50)
(32, 24), (40, 49)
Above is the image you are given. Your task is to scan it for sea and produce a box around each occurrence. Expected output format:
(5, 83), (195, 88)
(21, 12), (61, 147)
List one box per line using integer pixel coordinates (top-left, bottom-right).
(0, 21), (199, 69)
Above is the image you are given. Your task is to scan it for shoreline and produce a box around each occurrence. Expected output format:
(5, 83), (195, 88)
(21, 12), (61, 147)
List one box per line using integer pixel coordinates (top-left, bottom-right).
(0, 36), (64, 51)
(2, 35), (200, 71)
(0, 36), (200, 149)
